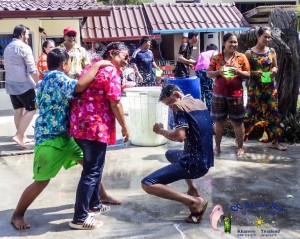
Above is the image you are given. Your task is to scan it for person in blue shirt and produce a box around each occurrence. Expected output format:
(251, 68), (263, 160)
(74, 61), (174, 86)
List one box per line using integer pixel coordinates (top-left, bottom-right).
(141, 84), (214, 224)
(131, 36), (160, 86)
(10, 48), (111, 230)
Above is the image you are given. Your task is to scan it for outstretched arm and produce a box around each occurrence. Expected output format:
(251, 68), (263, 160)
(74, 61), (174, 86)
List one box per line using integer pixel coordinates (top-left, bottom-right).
(74, 60), (112, 93)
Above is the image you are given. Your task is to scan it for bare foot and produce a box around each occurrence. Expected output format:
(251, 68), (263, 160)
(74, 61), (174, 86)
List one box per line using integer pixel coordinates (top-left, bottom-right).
(270, 143), (287, 151)
(100, 194), (121, 205)
(236, 147), (245, 157)
(187, 188), (201, 197)
(12, 136), (27, 149)
(213, 148), (220, 156)
(11, 214), (30, 230)
(189, 197), (204, 213)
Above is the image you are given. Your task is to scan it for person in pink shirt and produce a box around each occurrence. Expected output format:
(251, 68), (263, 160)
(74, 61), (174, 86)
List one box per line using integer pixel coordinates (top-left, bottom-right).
(195, 44), (218, 111)
(68, 42), (130, 230)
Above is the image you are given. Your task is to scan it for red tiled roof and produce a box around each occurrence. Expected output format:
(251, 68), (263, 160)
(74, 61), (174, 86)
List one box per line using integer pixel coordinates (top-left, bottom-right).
(81, 5), (157, 42)
(143, 3), (250, 34)
(0, 0), (110, 18)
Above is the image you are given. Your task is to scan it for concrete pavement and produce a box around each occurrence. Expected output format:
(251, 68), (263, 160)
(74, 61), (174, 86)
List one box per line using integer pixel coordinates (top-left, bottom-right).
(0, 107), (300, 239)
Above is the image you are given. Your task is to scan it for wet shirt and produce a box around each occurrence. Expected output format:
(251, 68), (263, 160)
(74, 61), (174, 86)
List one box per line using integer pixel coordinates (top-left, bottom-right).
(4, 38), (37, 95)
(208, 52), (250, 97)
(131, 48), (155, 85)
(69, 65), (121, 145)
(173, 96), (214, 170)
(34, 71), (77, 146)
(173, 42), (194, 77)
(195, 50), (217, 71)
(131, 48), (154, 74)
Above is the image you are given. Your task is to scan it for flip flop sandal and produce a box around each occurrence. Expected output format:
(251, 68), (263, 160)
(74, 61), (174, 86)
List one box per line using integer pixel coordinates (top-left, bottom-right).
(185, 202), (208, 224)
(88, 204), (111, 216)
(69, 217), (103, 230)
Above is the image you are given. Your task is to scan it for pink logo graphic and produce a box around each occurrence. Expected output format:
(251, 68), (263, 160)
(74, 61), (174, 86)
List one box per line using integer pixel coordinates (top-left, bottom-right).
(210, 204), (224, 232)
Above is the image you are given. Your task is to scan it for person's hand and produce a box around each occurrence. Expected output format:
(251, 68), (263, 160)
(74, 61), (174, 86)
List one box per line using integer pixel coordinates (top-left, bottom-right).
(153, 123), (164, 135)
(121, 127), (130, 143)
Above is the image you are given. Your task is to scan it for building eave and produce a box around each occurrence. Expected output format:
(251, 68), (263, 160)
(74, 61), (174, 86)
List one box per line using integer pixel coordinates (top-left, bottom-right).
(0, 9), (111, 19)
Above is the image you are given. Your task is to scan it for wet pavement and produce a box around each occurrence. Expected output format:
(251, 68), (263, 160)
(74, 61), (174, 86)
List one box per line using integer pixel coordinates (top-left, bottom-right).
(0, 105), (300, 239)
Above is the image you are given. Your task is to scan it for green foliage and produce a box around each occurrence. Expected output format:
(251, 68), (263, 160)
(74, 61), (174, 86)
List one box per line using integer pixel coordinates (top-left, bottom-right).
(281, 110), (300, 144)
(222, 111), (300, 144)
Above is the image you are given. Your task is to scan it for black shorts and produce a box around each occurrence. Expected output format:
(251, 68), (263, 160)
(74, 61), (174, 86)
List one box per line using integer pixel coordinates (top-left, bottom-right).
(10, 89), (36, 111)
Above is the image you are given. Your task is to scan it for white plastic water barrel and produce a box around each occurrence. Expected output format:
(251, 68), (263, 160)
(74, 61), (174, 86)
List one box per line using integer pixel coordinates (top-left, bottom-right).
(124, 87), (168, 146)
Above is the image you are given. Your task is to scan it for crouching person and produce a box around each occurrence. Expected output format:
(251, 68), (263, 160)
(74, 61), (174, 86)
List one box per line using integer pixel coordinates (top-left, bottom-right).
(141, 84), (214, 223)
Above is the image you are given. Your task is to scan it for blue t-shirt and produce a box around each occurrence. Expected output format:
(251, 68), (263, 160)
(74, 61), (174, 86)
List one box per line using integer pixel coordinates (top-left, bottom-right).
(173, 95), (214, 170)
(131, 48), (154, 74)
(34, 70), (77, 146)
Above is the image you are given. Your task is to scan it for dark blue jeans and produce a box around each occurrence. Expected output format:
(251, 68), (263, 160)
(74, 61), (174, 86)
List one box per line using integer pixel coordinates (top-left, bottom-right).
(141, 149), (208, 186)
(73, 139), (107, 223)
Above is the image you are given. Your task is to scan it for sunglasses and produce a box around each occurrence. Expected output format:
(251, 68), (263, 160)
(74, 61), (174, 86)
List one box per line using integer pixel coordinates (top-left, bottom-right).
(66, 33), (76, 37)
(110, 50), (129, 60)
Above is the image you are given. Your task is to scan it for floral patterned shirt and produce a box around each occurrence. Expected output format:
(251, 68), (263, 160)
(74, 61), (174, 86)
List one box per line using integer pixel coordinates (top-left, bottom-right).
(69, 65), (122, 145)
(37, 53), (48, 81)
(59, 42), (90, 79)
(34, 70), (77, 146)
(208, 52), (250, 97)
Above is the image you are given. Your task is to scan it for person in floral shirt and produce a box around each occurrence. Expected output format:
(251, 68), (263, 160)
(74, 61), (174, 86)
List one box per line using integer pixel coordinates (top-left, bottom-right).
(59, 27), (90, 79)
(207, 32), (250, 157)
(37, 39), (55, 81)
(11, 48), (111, 230)
(69, 42), (130, 230)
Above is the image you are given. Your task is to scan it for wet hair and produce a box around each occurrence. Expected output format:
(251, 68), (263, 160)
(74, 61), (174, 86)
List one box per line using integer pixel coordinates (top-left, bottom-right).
(206, 43), (218, 51)
(12, 25), (29, 39)
(101, 42), (129, 60)
(42, 39), (55, 54)
(257, 26), (271, 37)
(159, 84), (183, 101)
(140, 36), (151, 45)
(47, 48), (69, 70)
(188, 31), (198, 40)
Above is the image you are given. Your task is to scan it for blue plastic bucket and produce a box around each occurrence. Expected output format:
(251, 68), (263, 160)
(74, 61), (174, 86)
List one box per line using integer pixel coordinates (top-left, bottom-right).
(166, 76), (201, 99)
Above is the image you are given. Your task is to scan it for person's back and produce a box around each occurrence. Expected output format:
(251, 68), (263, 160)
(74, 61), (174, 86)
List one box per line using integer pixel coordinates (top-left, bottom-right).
(195, 50), (217, 72)
(35, 70), (77, 145)
(173, 96), (214, 169)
